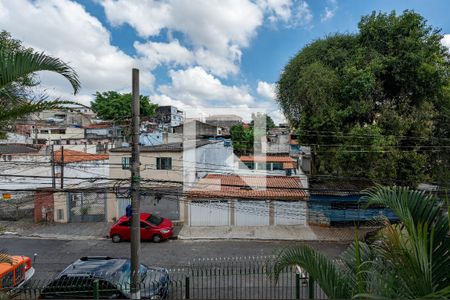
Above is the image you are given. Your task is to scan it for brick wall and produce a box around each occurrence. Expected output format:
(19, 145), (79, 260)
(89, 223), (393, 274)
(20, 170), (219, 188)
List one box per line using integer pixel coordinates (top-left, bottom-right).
(34, 191), (54, 223)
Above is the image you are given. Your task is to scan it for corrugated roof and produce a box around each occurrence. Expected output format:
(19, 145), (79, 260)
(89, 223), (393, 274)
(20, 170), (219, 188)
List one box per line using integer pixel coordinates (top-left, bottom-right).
(54, 149), (108, 164)
(110, 140), (217, 153)
(309, 179), (373, 196)
(188, 174), (307, 200)
(0, 144), (41, 154)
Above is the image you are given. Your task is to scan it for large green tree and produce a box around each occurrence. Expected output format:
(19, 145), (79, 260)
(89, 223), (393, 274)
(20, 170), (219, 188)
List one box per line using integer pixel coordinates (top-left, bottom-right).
(91, 91), (157, 121)
(273, 186), (450, 298)
(230, 123), (254, 155)
(277, 11), (450, 186)
(0, 31), (80, 135)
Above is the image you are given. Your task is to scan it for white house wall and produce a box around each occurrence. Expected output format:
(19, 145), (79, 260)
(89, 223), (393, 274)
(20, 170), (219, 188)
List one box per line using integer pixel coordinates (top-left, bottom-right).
(189, 200), (230, 226)
(234, 201), (270, 226)
(274, 201), (307, 225)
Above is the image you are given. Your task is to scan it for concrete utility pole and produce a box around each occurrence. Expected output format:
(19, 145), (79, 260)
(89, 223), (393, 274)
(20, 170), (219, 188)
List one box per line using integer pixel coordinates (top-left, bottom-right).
(60, 146), (64, 189)
(130, 68), (141, 299)
(51, 144), (56, 189)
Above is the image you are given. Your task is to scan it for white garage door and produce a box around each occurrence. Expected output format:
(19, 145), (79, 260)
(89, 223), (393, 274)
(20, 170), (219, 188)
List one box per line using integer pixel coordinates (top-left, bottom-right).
(189, 200), (230, 226)
(274, 201), (306, 225)
(235, 201), (270, 226)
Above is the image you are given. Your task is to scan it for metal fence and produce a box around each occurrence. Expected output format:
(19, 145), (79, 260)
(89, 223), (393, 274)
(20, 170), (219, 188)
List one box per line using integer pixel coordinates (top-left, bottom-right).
(5, 257), (327, 299)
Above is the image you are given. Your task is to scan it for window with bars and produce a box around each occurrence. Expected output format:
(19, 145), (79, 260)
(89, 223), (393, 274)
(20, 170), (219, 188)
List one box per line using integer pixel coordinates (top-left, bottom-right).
(121, 157), (131, 170)
(156, 157), (172, 170)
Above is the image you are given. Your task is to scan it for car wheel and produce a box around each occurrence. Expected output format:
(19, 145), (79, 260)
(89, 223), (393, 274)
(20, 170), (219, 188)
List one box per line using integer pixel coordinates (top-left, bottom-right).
(152, 234), (162, 243)
(111, 234), (121, 243)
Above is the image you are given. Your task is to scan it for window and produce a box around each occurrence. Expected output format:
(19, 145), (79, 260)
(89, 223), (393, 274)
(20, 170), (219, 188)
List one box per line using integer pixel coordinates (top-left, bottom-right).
(57, 209), (64, 221)
(156, 157), (172, 170)
(119, 221), (131, 227)
(272, 162), (284, 170)
(122, 157), (131, 170)
(140, 221), (149, 228)
(15, 264), (24, 283)
(256, 162), (270, 170)
(2, 271), (13, 288)
(50, 129), (65, 134)
(240, 162), (254, 170)
(146, 215), (163, 226)
(40, 130), (49, 134)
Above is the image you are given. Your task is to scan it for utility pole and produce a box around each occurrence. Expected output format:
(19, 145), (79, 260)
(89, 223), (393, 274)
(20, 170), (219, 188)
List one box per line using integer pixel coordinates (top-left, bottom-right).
(51, 144), (56, 189)
(130, 68), (141, 299)
(60, 146), (64, 189)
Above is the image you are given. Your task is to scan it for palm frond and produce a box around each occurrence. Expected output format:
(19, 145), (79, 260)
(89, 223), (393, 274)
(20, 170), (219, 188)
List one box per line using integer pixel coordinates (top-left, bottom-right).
(0, 50), (80, 94)
(364, 186), (450, 296)
(272, 245), (352, 299)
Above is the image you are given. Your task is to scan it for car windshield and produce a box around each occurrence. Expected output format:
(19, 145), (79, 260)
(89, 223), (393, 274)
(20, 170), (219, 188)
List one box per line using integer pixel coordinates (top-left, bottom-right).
(146, 215), (163, 226)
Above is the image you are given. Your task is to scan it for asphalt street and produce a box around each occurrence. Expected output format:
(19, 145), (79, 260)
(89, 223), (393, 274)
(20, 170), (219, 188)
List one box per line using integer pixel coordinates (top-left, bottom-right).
(1, 237), (348, 280)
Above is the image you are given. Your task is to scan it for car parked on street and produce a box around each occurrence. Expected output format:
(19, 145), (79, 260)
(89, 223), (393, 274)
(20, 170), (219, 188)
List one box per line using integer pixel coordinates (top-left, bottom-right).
(109, 213), (173, 243)
(0, 254), (35, 296)
(39, 256), (170, 299)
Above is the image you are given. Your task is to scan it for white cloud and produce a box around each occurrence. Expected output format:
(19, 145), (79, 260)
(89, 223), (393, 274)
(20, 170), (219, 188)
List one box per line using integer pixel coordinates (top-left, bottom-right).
(135, 41), (240, 77)
(102, 0), (262, 78)
(158, 66), (254, 107)
(101, 0), (315, 77)
(0, 0), (154, 105)
(134, 40), (194, 69)
(268, 109), (287, 125)
(102, 0), (171, 37)
(441, 34), (450, 50)
(292, 1), (313, 28)
(256, 81), (276, 100)
(257, 0), (292, 23)
(321, 0), (338, 22)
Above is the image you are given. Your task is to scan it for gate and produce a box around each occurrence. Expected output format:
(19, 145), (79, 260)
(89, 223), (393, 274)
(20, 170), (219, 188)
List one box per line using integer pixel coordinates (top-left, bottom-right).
(68, 192), (106, 222)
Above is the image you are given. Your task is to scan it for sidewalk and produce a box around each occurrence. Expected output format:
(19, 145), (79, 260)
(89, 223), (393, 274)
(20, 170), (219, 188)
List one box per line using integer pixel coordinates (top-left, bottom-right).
(0, 220), (111, 240)
(1, 220), (371, 242)
(178, 225), (372, 242)
(0, 220), (183, 240)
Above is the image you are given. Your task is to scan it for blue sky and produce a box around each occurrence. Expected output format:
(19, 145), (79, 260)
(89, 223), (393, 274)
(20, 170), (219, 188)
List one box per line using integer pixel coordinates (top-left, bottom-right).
(1, 0), (450, 123)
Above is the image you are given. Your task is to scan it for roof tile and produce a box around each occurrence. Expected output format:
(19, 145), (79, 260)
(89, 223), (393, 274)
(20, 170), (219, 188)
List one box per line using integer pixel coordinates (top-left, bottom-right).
(188, 174), (307, 200)
(54, 149), (108, 164)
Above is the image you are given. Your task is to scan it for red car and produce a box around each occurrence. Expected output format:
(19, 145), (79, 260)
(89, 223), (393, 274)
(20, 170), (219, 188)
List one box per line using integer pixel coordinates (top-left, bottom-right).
(109, 213), (173, 243)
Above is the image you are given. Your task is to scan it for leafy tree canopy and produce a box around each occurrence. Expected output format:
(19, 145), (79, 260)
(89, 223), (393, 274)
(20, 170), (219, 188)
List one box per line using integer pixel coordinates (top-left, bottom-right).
(230, 123), (254, 155)
(91, 91), (157, 121)
(277, 10), (450, 186)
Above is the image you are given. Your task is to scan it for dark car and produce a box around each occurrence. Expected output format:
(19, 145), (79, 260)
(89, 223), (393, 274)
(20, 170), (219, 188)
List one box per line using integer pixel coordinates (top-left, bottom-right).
(39, 256), (170, 299)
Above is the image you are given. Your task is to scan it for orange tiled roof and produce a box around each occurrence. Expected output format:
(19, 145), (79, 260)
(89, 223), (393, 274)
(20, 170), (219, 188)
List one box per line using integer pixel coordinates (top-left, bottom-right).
(188, 174), (307, 200)
(283, 162), (295, 169)
(54, 149), (108, 164)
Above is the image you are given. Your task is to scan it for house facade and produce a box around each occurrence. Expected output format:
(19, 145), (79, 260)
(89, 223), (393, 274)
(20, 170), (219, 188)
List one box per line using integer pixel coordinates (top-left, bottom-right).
(186, 174), (308, 226)
(154, 105), (184, 129)
(108, 140), (234, 222)
(237, 155), (298, 176)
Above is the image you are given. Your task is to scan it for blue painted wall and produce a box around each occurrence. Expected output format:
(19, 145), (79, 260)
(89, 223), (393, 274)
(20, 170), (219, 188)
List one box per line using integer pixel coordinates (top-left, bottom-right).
(308, 194), (399, 225)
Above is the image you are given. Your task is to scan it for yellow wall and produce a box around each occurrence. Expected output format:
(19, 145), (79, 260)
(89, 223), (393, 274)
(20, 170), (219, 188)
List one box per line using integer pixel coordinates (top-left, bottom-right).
(109, 151), (184, 182)
(53, 192), (68, 223)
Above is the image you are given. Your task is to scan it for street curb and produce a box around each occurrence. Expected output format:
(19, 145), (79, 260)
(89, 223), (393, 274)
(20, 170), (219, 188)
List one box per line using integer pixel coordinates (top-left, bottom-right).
(177, 235), (352, 242)
(0, 233), (108, 241)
